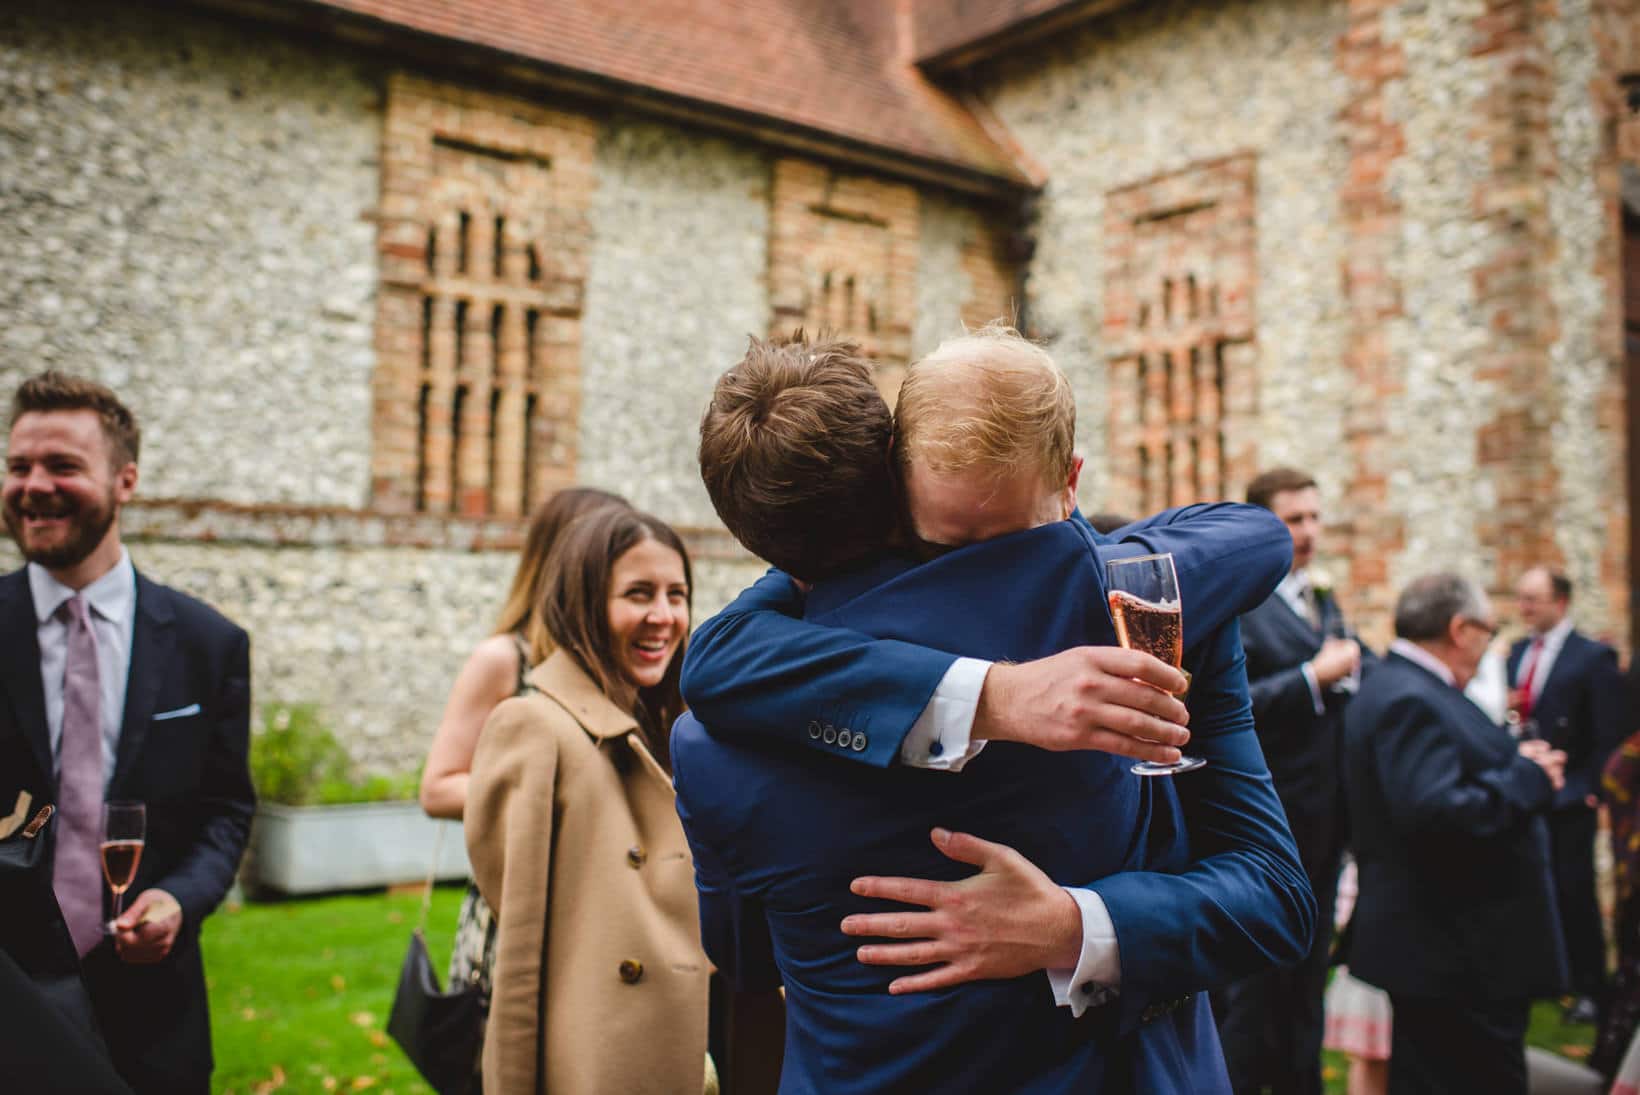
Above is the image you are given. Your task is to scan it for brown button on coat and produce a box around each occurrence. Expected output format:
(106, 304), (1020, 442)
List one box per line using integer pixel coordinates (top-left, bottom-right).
(465, 651), (707, 1094)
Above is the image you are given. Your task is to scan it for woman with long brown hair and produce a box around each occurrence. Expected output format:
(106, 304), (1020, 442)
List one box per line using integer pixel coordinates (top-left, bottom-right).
(465, 505), (711, 1093)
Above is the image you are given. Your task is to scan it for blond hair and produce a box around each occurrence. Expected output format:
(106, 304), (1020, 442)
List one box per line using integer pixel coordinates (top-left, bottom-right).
(893, 323), (1075, 486)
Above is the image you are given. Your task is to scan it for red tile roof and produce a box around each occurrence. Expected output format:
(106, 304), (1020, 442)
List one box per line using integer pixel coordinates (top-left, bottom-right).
(286, 0), (1033, 187)
(914, 0), (1137, 70)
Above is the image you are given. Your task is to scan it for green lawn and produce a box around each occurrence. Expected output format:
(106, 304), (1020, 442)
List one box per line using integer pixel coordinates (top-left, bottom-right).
(203, 889), (1597, 1094)
(204, 887), (463, 1095)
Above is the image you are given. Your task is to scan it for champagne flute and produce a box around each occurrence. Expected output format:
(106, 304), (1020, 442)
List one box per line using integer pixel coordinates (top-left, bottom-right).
(102, 801), (145, 933)
(1106, 553), (1207, 776)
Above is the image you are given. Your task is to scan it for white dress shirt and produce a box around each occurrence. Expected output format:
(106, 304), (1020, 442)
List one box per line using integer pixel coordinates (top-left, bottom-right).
(902, 656), (1120, 1015)
(1389, 638), (1457, 688)
(30, 551), (137, 785)
(1514, 617), (1575, 704)
(1275, 570), (1328, 716)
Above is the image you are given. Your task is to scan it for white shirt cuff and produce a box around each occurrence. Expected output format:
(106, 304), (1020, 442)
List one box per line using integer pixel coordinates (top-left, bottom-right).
(1301, 661), (1327, 716)
(1045, 887), (1120, 1017)
(899, 657), (990, 772)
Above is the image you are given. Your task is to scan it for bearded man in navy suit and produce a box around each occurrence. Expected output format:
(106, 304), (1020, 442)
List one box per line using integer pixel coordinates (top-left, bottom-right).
(1509, 567), (1627, 1024)
(0, 372), (255, 1094)
(673, 330), (1314, 1092)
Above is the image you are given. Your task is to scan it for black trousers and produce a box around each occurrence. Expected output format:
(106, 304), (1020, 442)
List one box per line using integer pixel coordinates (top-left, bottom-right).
(1388, 995), (1530, 1095)
(1214, 806), (1342, 1095)
(1549, 806), (1606, 998)
(82, 939), (212, 1095)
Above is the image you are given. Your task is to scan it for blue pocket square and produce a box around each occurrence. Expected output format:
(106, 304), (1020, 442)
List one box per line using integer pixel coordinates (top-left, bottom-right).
(153, 703), (202, 721)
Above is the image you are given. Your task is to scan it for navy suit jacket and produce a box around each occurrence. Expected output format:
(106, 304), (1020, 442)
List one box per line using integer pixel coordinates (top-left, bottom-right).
(1239, 588), (1368, 828)
(1343, 652), (1566, 1001)
(0, 567), (255, 1081)
(1507, 630), (1626, 811)
(681, 503), (1294, 766)
(672, 520), (1314, 1094)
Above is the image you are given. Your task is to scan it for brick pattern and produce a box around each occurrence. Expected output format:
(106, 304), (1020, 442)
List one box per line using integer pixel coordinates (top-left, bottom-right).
(767, 158), (921, 404)
(1593, 0), (1639, 653)
(1102, 155), (1258, 518)
(372, 74), (597, 517)
(958, 214), (1020, 330)
(1469, 0), (1566, 594)
(1337, 0), (1408, 639)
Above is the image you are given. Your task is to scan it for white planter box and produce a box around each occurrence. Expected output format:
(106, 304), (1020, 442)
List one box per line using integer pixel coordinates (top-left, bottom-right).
(247, 802), (470, 896)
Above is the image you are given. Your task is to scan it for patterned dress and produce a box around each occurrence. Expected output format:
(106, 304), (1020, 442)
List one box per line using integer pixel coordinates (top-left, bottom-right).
(1594, 731), (1640, 1079)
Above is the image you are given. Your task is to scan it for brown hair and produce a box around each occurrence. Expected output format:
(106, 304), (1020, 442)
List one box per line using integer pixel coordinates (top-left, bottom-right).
(541, 506), (691, 772)
(893, 324), (1076, 489)
(1246, 467), (1318, 511)
(10, 370), (141, 468)
(495, 487), (630, 664)
(698, 332), (898, 580)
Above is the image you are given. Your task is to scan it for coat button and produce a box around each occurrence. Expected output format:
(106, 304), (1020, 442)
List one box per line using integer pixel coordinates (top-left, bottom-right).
(619, 959), (643, 984)
(851, 733), (867, 752)
(626, 846), (646, 868)
(836, 730), (853, 749)
(808, 721), (823, 739)
(822, 725), (837, 744)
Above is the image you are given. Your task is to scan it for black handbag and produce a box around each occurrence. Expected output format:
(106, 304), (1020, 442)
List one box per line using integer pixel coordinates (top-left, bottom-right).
(387, 824), (487, 1095)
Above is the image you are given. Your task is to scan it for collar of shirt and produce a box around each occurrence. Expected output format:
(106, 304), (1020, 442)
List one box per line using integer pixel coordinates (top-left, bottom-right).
(28, 549), (135, 627)
(1531, 616), (1574, 656)
(1389, 637), (1457, 688)
(1276, 569), (1310, 616)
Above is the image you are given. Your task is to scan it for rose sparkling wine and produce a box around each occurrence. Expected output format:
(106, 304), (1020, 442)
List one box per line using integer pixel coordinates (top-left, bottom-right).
(1105, 552), (1206, 776)
(100, 839), (143, 895)
(1108, 589), (1183, 668)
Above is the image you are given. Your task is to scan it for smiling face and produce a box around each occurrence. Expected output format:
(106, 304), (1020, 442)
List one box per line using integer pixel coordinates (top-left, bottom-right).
(901, 460), (1076, 553)
(606, 536), (691, 690)
(3, 409), (136, 585)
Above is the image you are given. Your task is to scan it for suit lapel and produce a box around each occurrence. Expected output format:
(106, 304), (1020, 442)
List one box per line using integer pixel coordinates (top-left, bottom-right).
(1534, 632), (1583, 708)
(111, 574), (175, 795)
(0, 570), (53, 789)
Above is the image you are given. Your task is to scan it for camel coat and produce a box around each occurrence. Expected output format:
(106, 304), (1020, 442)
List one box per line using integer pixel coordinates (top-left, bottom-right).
(465, 651), (707, 1095)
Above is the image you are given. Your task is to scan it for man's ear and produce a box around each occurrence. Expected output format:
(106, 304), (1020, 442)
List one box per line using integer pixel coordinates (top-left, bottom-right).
(113, 462), (138, 505)
(1061, 454), (1084, 518)
(1445, 614), (1466, 648)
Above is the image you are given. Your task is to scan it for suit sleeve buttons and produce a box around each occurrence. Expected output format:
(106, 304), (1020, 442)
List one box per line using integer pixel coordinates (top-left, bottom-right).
(851, 733), (867, 751)
(808, 721), (823, 740)
(822, 725), (837, 744)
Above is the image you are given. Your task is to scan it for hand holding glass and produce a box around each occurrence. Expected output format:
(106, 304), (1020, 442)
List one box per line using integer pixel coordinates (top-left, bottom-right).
(1106, 553), (1207, 776)
(101, 801), (145, 933)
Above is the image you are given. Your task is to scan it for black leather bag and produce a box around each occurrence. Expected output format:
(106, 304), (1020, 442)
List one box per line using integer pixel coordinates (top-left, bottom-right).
(387, 927), (486, 1094)
(386, 823), (486, 1095)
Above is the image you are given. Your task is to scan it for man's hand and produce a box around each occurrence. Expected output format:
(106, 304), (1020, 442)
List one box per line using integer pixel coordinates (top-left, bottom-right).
(1519, 739), (1567, 792)
(1310, 637), (1361, 688)
(841, 828), (1081, 994)
(113, 888), (182, 964)
(974, 647), (1190, 765)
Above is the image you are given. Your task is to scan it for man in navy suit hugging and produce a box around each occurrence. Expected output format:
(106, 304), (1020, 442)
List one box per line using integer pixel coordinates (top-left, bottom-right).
(671, 329), (1314, 1092)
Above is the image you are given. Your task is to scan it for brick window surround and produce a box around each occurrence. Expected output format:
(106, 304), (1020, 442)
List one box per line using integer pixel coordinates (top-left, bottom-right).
(767, 158), (919, 405)
(372, 75), (597, 518)
(1103, 155), (1258, 517)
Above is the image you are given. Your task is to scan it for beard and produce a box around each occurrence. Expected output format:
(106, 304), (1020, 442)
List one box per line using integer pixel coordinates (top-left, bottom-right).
(3, 487), (118, 571)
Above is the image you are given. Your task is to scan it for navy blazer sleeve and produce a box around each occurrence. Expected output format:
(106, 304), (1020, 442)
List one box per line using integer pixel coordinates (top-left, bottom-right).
(156, 626), (255, 927)
(671, 715), (782, 993)
(1371, 692), (1554, 840)
(681, 504), (1292, 768)
(1089, 622), (1316, 1016)
(1562, 642), (1629, 808)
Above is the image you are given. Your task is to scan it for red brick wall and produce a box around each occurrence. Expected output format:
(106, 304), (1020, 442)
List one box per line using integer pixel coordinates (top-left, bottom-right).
(372, 74), (597, 517)
(767, 158), (920, 404)
(1102, 154), (1258, 518)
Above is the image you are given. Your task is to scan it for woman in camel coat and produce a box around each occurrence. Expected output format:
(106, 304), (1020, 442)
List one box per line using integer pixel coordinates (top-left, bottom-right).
(465, 507), (709, 1095)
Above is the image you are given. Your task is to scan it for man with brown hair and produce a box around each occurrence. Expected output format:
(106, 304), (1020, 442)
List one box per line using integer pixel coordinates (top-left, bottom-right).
(1215, 466), (1366, 1095)
(0, 371), (255, 1094)
(673, 329), (1312, 1092)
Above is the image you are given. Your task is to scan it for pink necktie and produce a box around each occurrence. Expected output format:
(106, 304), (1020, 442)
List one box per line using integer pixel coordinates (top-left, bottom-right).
(52, 595), (105, 957)
(1517, 637), (1544, 721)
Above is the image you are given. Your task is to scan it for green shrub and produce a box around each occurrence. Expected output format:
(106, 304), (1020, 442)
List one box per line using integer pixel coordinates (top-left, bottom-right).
(250, 703), (419, 806)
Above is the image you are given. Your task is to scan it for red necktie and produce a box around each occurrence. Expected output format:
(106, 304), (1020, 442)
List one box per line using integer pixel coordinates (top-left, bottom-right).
(1517, 637), (1544, 722)
(51, 595), (106, 956)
